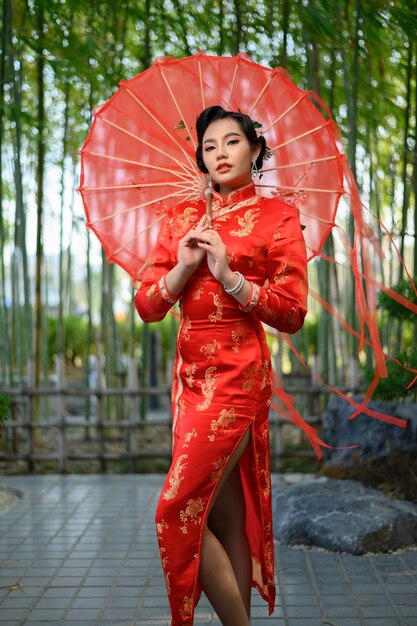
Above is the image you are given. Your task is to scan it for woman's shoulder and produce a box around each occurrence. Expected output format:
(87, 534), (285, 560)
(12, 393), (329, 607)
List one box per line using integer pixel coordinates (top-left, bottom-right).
(258, 194), (302, 225)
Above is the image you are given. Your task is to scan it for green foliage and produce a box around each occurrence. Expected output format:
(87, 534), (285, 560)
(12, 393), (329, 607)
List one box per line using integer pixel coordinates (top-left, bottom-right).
(363, 349), (417, 401)
(47, 315), (92, 365)
(0, 394), (10, 425)
(378, 277), (417, 322)
(303, 317), (318, 354)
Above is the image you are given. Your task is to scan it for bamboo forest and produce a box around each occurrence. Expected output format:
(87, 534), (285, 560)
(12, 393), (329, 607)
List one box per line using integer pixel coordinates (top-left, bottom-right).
(0, 0), (417, 473)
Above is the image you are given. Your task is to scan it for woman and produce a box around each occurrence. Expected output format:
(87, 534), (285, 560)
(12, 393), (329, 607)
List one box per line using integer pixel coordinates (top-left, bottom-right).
(135, 105), (308, 626)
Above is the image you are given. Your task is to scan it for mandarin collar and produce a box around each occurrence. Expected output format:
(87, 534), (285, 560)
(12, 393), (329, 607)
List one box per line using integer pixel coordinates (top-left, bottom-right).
(211, 181), (257, 208)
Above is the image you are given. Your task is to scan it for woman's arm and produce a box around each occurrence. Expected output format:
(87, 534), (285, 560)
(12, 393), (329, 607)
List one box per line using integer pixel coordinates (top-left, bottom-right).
(135, 213), (208, 322)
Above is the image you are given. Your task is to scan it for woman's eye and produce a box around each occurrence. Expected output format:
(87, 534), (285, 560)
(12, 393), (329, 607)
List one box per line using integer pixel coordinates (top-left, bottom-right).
(204, 146), (214, 152)
(228, 139), (239, 145)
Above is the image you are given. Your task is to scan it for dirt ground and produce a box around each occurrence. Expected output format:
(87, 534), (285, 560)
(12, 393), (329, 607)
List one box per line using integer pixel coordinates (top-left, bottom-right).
(319, 450), (417, 504)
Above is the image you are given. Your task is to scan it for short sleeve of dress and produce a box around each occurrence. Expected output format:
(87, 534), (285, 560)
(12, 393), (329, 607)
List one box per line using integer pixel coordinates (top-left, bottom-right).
(240, 205), (308, 333)
(134, 208), (178, 322)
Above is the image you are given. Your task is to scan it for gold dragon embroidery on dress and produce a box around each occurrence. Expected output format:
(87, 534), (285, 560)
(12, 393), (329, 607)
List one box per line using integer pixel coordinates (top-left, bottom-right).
(210, 455), (229, 481)
(192, 278), (205, 300)
(208, 408), (236, 442)
(231, 321), (250, 353)
(185, 362), (197, 387)
(200, 339), (221, 360)
(162, 454), (188, 500)
(284, 305), (299, 329)
(176, 398), (186, 428)
(196, 366), (219, 411)
(156, 519), (171, 593)
(208, 292), (223, 322)
(176, 207), (198, 236)
(241, 360), (270, 392)
(248, 243), (267, 267)
(230, 208), (260, 237)
(179, 498), (204, 534)
(180, 316), (192, 343)
(179, 595), (194, 619)
(273, 261), (292, 285)
(145, 283), (159, 302)
(182, 428), (197, 449)
(261, 468), (271, 499)
(211, 195), (258, 220)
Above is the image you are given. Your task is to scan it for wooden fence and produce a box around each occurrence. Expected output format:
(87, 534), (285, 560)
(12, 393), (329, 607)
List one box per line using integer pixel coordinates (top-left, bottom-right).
(0, 358), (351, 473)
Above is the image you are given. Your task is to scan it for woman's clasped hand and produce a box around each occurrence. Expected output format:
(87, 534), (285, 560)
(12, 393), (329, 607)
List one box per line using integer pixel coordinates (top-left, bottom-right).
(178, 215), (231, 285)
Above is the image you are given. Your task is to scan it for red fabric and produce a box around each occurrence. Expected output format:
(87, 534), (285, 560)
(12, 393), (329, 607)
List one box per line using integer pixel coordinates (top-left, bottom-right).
(135, 182), (308, 624)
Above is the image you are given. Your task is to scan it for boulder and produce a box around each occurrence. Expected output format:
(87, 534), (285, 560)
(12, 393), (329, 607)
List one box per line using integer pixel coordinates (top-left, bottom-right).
(322, 395), (417, 464)
(273, 477), (417, 555)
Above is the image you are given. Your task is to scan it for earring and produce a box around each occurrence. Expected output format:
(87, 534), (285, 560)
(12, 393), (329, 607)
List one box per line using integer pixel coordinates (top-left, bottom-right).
(251, 161), (258, 177)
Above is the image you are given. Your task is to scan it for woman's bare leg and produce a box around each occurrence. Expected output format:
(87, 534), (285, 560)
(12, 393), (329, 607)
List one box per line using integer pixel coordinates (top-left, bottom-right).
(198, 428), (252, 626)
(208, 463), (252, 615)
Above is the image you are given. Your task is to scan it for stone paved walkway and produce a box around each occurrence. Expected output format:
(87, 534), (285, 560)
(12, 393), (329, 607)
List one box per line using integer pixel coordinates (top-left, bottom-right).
(0, 475), (416, 626)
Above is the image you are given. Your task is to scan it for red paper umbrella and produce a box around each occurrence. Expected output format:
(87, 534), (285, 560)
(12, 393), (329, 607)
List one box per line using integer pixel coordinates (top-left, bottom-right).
(79, 51), (345, 280)
(79, 51), (417, 452)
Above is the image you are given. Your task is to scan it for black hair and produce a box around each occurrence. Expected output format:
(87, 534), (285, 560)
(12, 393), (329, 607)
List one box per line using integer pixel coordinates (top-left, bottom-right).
(195, 105), (270, 174)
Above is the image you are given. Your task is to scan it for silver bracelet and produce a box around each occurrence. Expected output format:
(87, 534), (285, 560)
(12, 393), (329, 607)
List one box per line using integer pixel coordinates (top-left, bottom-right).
(223, 271), (244, 295)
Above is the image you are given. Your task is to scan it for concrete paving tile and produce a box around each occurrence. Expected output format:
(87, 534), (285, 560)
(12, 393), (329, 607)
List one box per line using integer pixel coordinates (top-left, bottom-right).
(400, 606), (417, 617)
(355, 593), (393, 606)
(324, 606), (362, 618)
(284, 617), (324, 626)
(364, 617), (408, 626)
(69, 596), (106, 609)
(0, 607), (30, 621)
(320, 594), (355, 606)
(75, 587), (109, 598)
(100, 607), (137, 620)
(322, 617), (366, 626)
(107, 596), (139, 608)
(41, 588), (77, 598)
(64, 607), (102, 620)
(281, 594), (319, 606)
(359, 605), (400, 618)
(25, 607), (66, 620)
(285, 605), (322, 618)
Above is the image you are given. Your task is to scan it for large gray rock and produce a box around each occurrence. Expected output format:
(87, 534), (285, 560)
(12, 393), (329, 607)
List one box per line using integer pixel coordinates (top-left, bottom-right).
(273, 477), (417, 555)
(322, 395), (417, 464)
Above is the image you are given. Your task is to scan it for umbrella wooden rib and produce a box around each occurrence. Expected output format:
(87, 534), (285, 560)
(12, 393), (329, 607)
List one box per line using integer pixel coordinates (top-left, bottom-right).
(271, 122), (331, 152)
(262, 94), (308, 134)
(226, 60), (240, 109)
(248, 72), (275, 116)
(87, 188), (199, 225)
(256, 182), (343, 193)
(198, 57), (205, 112)
(101, 117), (196, 177)
(126, 86), (197, 167)
(262, 155), (338, 171)
(109, 213), (166, 259)
(158, 65), (197, 153)
(297, 211), (336, 226)
(82, 181), (196, 193)
(84, 151), (194, 183)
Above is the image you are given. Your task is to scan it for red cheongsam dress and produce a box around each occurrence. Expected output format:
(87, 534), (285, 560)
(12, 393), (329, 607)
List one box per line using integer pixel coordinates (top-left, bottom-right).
(135, 181), (308, 625)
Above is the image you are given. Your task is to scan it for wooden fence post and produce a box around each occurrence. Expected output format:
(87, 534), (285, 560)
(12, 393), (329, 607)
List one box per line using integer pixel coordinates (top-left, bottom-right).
(56, 354), (67, 473)
(127, 356), (139, 472)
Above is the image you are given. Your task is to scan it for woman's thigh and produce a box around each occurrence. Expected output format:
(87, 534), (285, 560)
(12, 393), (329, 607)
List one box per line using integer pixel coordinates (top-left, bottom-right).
(208, 426), (251, 531)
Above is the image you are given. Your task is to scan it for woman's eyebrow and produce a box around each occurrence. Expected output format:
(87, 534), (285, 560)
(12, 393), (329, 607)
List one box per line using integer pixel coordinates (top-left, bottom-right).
(203, 132), (242, 144)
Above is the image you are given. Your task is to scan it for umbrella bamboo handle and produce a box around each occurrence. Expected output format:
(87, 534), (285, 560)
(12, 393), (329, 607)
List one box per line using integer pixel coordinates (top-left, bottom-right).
(205, 190), (213, 226)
